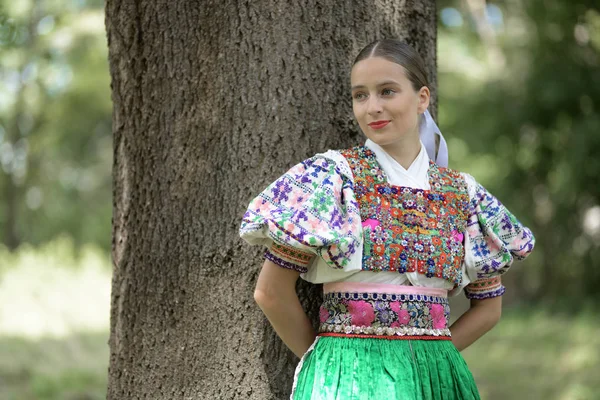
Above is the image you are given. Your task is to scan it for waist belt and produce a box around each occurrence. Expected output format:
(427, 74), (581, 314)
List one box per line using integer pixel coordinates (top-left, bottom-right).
(318, 282), (451, 340)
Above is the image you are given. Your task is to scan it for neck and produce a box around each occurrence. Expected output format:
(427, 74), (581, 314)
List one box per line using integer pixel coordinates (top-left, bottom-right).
(378, 137), (421, 170)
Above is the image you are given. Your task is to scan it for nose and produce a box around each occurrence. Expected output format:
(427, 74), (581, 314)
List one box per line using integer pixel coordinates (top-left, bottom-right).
(366, 96), (383, 115)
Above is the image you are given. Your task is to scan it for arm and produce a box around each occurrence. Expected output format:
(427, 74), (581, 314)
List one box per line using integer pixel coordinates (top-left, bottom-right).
(449, 296), (502, 351)
(254, 259), (316, 358)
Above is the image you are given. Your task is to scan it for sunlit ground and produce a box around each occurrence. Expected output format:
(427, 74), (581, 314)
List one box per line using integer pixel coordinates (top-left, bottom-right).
(0, 239), (110, 400)
(0, 240), (598, 400)
(464, 308), (600, 400)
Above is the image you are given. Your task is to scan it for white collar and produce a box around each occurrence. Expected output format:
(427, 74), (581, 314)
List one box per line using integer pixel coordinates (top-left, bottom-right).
(364, 139), (431, 189)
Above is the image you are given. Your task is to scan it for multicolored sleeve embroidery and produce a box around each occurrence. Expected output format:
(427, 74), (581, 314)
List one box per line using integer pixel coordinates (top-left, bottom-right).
(462, 173), (535, 299)
(240, 152), (362, 272)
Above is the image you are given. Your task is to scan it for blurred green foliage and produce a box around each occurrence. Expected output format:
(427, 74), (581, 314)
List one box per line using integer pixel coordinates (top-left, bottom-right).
(0, 0), (112, 252)
(438, 0), (600, 301)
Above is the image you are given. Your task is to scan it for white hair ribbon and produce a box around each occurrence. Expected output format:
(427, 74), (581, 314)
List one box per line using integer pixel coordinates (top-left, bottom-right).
(419, 109), (448, 168)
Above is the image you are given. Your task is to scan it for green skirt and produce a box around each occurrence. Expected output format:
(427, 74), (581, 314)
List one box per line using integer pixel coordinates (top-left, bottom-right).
(292, 336), (480, 400)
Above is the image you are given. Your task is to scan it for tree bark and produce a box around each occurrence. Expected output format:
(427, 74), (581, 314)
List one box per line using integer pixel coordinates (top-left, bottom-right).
(106, 1), (437, 398)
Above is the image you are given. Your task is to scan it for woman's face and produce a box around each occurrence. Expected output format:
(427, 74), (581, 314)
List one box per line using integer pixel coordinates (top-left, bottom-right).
(350, 57), (429, 147)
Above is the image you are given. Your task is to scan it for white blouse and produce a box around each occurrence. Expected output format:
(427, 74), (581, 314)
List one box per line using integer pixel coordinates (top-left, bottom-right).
(240, 140), (535, 298)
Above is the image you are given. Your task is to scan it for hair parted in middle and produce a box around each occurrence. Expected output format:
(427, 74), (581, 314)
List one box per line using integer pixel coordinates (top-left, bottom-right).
(353, 39), (429, 93)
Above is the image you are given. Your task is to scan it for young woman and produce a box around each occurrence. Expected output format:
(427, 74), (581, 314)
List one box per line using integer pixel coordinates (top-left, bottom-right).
(240, 39), (535, 400)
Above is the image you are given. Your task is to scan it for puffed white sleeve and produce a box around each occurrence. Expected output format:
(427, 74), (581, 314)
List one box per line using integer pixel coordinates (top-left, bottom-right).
(239, 151), (362, 274)
(460, 173), (535, 299)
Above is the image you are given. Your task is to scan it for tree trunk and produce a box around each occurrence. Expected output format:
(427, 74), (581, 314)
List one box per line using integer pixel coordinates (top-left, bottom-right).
(106, 1), (437, 398)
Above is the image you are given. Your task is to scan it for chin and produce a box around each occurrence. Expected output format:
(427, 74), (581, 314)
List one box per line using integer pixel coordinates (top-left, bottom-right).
(362, 127), (417, 147)
(364, 134), (402, 147)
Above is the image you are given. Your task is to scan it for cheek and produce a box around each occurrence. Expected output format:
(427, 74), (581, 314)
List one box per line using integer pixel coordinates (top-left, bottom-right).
(391, 98), (414, 115)
(391, 92), (417, 108)
(352, 103), (364, 121)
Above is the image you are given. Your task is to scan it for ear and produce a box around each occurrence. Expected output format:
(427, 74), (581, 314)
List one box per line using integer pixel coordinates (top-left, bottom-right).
(417, 86), (430, 114)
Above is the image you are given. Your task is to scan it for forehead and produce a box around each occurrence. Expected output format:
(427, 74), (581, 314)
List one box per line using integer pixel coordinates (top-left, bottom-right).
(350, 57), (410, 86)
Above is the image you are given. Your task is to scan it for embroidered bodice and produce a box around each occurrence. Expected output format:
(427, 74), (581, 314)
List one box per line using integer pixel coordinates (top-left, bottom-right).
(340, 146), (469, 286)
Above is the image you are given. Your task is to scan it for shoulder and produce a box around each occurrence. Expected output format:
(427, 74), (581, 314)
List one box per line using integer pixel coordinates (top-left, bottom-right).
(455, 172), (496, 205)
(430, 165), (480, 202)
(278, 149), (354, 192)
(300, 149), (354, 180)
(458, 172), (479, 200)
(319, 149), (352, 170)
(429, 163), (471, 195)
(435, 164), (471, 182)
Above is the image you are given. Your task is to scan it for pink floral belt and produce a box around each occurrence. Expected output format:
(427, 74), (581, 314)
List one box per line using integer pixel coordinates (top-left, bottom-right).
(318, 282), (451, 340)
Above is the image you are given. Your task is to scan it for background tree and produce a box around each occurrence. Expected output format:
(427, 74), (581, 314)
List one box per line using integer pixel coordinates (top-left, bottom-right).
(437, 0), (600, 302)
(0, 0), (112, 253)
(105, 0), (437, 398)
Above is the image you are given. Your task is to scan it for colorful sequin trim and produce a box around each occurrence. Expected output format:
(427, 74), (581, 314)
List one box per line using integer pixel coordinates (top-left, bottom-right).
(465, 286), (506, 300)
(465, 276), (505, 299)
(467, 276), (502, 290)
(340, 146), (470, 286)
(319, 332), (452, 340)
(264, 250), (307, 273)
(318, 290), (451, 339)
(325, 291), (446, 303)
(264, 242), (314, 273)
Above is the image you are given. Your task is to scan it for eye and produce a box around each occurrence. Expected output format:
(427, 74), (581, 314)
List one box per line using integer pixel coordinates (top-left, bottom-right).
(353, 92), (367, 101)
(381, 88), (395, 96)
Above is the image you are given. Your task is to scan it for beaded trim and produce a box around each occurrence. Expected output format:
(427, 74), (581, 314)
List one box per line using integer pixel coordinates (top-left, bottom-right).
(464, 276), (505, 299)
(467, 276), (502, 289)
(465, 286), (506, 300)
(324, 291), (447, 304)
(319, 324), (451, 338)
(264, 250), (308, 273)
(265, 242), (314, 273)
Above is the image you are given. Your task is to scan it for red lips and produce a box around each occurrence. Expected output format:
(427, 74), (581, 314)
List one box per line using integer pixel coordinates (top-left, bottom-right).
(368, 120), (391, 129)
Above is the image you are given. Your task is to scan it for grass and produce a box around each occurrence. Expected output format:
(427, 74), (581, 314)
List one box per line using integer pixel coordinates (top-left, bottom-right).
(463, 307), (600, 400)
(0, 332), (109, 400)
(0, 239), (111, 400)
(0, 239), (598, 399)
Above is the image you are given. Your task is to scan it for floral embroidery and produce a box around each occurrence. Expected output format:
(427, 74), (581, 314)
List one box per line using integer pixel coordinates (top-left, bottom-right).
(319, 291), (451, 338)
(320, 291), (450, 329)
(319, 307), (330, 324)
(430, 303), (446, 329)
(240, 149), (535, 285)
(340, 146), (470, 286)
(240, 154), (362, 271)
(348, 300), (376, 326)
(465, 178), (536, 279)
(397, 309), (410, 325)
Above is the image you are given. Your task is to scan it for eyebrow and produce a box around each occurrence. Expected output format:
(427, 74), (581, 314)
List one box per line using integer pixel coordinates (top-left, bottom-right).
(351, 80), (401, 91)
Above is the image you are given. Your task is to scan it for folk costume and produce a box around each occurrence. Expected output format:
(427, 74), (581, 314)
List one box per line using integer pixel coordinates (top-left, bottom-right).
(240, 111), (535, 400)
